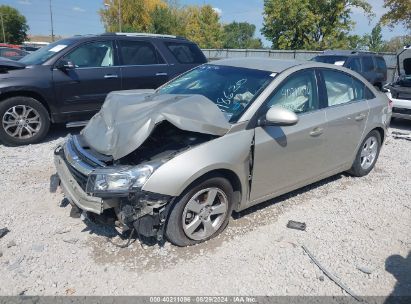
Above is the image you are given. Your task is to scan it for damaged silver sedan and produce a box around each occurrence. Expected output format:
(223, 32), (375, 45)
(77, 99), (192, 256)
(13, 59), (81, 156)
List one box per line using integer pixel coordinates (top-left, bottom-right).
(54, 58), (392, 246)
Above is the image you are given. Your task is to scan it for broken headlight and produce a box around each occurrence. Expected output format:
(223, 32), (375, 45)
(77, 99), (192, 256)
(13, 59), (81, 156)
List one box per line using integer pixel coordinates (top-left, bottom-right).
(86, 164), (155, 195)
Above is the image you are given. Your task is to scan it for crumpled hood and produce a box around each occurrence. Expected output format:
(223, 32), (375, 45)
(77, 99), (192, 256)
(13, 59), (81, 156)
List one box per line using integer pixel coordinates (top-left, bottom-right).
(0, 57), (26, 70)
(81, 90), (231, 160)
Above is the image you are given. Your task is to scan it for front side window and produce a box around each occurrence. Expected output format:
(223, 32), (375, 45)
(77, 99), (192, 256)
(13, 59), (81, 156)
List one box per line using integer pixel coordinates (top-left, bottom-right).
(265, 70), (319, 114)
(118, 40), (160, 65)
(157, 64), (274, 122)
(362, 56), (374, 72)
(322, 70), (365, 106)
(64, 41), (114, 68)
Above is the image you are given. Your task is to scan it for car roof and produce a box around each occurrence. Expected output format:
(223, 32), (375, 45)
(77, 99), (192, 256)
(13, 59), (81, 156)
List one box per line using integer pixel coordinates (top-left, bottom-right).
(211, 57), (304, 73)
(69, 33), (189, 43)
(317, 51), (381, 57)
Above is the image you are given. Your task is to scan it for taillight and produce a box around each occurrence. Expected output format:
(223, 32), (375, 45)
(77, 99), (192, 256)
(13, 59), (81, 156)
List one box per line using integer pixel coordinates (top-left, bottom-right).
(388, 99), (393, 108)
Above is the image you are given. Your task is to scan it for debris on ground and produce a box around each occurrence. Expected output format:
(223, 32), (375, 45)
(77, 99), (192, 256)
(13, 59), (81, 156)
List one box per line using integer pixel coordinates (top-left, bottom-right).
(63, 238), (79, 244)
(6, 240), (16, 248)
(54, 228), (71, 235)
(302, 245), (362, 301)
(286, 220), (306, 231)
(0, 227), (10, 239)
(391, 131), (411, 141)
(357, 265), (374, 275)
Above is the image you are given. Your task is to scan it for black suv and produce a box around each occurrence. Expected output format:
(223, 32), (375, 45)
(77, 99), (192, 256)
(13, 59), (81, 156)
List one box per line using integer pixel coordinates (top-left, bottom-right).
(312, 51), (387, 90)
(0, 33), (207, 145)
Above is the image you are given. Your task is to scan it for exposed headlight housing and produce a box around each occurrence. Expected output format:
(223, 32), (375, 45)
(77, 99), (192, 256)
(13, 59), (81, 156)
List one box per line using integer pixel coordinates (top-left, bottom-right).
(86, 164), (156, 195)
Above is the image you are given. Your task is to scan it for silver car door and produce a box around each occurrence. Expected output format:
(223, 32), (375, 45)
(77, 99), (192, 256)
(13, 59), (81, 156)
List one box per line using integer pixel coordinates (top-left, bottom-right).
(250, 69), (329, 202)
(321, 69), (370, 168)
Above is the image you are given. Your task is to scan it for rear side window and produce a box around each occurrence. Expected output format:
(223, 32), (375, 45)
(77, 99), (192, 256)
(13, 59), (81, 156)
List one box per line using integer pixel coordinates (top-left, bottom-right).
(118, 40), (162, 65)
(322, 70), (365, 106)
(165, 42), (206, 64)
(376, 57), (387, 70)
(346, 58), (361, 73)
(362, 56), (374, 72)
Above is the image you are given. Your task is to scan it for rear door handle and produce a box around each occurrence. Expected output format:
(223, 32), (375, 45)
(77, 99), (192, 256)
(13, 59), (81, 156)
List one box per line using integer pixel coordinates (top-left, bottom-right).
(155, 72), (168, 76)
(355, 113), (367, 121)
(104, 74), (118, 79)
(310, 127), (324, 137)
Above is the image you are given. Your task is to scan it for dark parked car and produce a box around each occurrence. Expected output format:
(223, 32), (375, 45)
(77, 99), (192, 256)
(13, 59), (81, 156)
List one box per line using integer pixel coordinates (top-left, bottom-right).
(0, 33), (207, 145)
(312, 51), (387, 90)
(0, 47), (29, 60)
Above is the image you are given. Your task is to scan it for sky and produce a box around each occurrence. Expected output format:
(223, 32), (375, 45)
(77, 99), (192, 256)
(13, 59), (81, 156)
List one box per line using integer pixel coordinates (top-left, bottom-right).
(2, 0), (408, 47)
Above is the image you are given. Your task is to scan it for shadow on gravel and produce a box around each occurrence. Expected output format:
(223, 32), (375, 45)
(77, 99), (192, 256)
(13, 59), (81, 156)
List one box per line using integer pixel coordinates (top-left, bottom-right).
(390, 119), (411, 132)
(43, 124), (83, 142)
(233, 172), (346, 219)
(385, 251), (411, 304)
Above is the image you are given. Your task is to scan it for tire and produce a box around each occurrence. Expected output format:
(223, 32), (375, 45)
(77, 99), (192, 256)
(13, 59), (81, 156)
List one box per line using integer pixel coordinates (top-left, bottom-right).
(166, 176), (234, 247)
(0, 96), (50, 146)
(348, 130), (381, 177)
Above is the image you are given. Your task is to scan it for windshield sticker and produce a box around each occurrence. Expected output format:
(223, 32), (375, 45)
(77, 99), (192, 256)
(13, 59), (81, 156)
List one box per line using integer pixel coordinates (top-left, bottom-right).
(334, 61), (345, 66)
(49, 45), (67, 53)
(270, 73), (277, 77)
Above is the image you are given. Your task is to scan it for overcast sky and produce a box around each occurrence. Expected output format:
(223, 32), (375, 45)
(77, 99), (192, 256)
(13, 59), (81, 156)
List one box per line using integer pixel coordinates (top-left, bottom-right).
(3, 0), (407, 46)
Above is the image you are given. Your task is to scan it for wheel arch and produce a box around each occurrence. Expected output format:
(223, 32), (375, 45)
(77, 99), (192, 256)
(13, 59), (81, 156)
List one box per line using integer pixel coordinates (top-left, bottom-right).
(0, 91), (51, 118)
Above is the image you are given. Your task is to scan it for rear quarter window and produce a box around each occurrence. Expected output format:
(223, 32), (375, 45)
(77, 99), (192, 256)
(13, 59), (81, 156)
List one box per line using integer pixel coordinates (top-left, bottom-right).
(362, 56), (375, 72)
(376, 57), (387, 70)
(165, 42), (206, 64)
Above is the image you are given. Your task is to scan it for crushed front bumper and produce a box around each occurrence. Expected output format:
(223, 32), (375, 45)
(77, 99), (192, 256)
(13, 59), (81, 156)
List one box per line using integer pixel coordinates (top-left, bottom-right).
(54, 149), (118, 214)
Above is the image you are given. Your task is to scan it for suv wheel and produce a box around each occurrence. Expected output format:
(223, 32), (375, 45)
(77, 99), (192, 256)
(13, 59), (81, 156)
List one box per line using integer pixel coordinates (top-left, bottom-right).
(348, 130), (381, 177)
(0, 97), (50, 146)
(166, 177), (234, 246)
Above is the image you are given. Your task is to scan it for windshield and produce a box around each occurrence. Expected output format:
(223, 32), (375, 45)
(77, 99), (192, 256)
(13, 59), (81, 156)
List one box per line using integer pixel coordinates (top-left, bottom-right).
(157, 64), (274, 122)
(312, 55), (348, 65)
(19, 39), (77, 65)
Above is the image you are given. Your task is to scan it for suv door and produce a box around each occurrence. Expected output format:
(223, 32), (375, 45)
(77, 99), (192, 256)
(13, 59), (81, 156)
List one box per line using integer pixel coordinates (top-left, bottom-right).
(53, 40), (121, 117)
(117, 39), (169, 90)
(250, 69), (329, 202)
(320, 69), (370, 168)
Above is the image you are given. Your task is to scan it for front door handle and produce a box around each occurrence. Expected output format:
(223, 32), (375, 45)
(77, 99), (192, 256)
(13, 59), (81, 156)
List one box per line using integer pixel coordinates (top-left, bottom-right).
(355, 113), (367, 121)
(104, 74), (119, 79)
(155, 72), (168, 76)
(310, 127), (324, 137)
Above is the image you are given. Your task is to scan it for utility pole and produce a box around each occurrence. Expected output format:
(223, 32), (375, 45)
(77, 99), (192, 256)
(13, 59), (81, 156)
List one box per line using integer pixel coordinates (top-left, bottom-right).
(118, 0), (122, 32)
(49, 0), (55, 42)
(0, 13), (6, 43)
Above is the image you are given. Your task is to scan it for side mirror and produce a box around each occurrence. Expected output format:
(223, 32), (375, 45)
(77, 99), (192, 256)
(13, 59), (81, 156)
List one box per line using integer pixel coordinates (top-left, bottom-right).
(56, 59), (75, 71)
(260, 106), (299, 126)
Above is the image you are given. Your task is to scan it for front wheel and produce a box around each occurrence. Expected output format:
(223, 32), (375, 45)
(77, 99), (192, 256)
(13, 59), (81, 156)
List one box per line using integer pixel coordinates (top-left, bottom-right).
(0, 97), (50, 146)
(348, 130), (381, 177)
(166, 177), (234, 246)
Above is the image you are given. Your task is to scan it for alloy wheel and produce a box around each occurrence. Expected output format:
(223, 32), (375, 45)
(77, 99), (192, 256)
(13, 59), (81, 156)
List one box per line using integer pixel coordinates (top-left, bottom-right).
(2, 105), (42, 139)
(360, 136), (378, 170)
(182, 187), (228, 241)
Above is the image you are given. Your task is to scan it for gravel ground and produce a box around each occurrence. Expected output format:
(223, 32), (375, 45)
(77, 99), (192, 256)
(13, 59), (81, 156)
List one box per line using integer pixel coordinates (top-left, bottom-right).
(0, 121), (410, 298)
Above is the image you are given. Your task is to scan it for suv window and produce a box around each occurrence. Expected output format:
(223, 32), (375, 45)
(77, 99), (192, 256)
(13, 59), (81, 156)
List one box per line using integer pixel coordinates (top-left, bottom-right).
(376, 57), (386, 71)
(266, 70), (318, 114)
(362, 56), (374, 72)
(322, 70), (365, 106)
(166, 42), (205, 64)
(346, 58), (361, 72)
(64, 41), (114, 68)
(118, 40), (162, 65)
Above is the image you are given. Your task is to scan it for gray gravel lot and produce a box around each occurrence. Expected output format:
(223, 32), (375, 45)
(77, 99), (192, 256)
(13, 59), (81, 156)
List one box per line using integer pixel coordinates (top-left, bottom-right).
(0, 121), (410, 297)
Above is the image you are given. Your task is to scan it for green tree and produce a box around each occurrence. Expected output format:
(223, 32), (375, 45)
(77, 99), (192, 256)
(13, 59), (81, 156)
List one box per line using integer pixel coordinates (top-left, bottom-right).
(223, 22), (262, 49)
(380, 0), (411, 33)
(261, 0), (373, 50)
(381, 35), (411, 52)
(99, 0), (167, 32)
(183, 5), (224, 48)
(363, 24), (385, 52)
(149, 4), (186, 36)
(0, 5), (29, 44)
